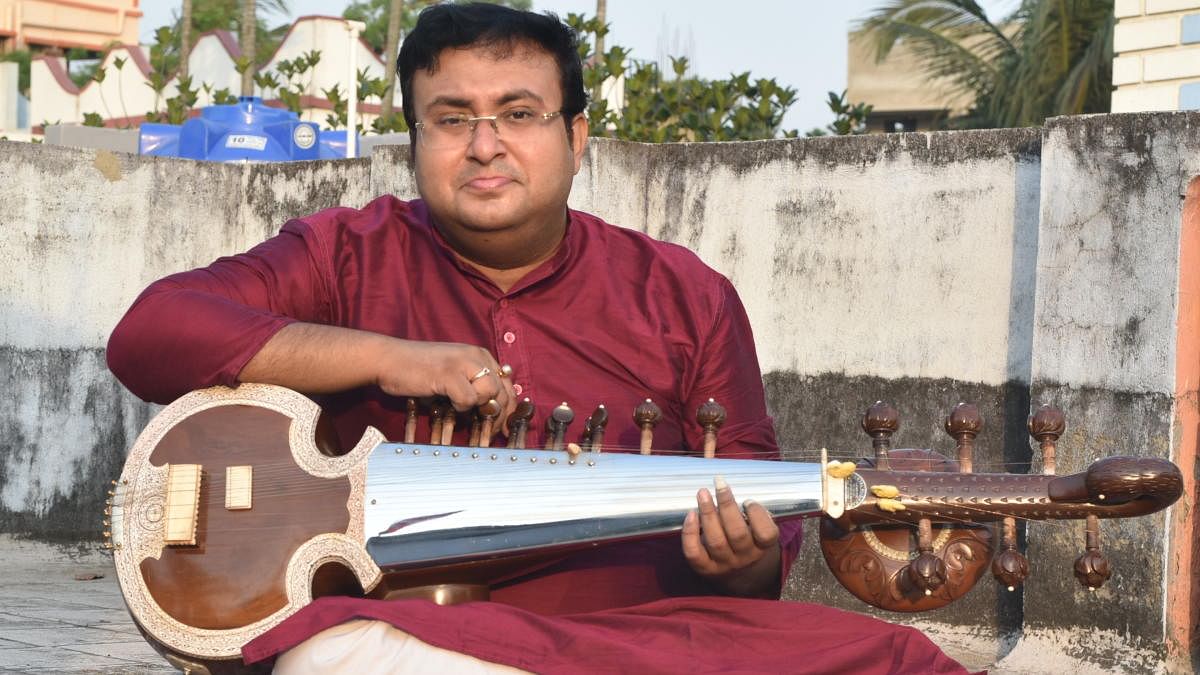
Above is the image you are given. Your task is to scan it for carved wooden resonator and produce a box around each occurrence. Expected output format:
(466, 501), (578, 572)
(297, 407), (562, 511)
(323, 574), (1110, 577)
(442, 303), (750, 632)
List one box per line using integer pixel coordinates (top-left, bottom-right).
(104, 385), (1182, 672)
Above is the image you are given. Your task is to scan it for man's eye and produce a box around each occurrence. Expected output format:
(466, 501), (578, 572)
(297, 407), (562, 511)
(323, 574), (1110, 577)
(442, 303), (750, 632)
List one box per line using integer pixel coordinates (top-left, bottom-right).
(504, 110), (535, 123)
(436, 116), (468, 128)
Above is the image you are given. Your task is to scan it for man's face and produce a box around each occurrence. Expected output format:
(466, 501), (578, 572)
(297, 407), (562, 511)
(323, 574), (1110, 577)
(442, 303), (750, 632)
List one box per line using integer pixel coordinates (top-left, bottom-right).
(410, 42), (588, 244)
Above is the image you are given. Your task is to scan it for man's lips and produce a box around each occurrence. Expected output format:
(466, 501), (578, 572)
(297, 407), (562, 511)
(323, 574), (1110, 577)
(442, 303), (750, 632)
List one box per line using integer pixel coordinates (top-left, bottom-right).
(464, 176), (514, 190)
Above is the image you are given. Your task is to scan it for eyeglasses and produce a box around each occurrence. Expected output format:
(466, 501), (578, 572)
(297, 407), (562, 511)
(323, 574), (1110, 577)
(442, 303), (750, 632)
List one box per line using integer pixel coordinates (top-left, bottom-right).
(414, 109), (563, 149)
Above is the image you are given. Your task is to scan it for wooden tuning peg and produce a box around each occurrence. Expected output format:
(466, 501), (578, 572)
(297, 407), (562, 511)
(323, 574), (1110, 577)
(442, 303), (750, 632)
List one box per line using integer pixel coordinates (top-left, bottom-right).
(545, 402), (574, 451)
(696, 399), (726, 459)
(477, 399), (501, 449)
(1028, 404), (1065, 475)
(991, 516), (1029, 591)
(439, 405), (457, 446)
(944, 402), (981, 473)
(1074, 514), (1111, 591)
(906, 518), (947, 596)
(507, 398), (535, 448)
(429, 398), (447, 446)
(467, 414), (482, 447)
(404, 398), (418, 444)
(634, 398), (662, 455)
(585, 405), (608, 452)
(861, 401), (899, 470)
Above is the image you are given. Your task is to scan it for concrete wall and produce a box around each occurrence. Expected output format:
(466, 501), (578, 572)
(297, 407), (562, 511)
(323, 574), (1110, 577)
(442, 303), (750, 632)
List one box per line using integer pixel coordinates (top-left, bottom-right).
(1113, 0), (1200, 112)
(1, 112), (1197, 672)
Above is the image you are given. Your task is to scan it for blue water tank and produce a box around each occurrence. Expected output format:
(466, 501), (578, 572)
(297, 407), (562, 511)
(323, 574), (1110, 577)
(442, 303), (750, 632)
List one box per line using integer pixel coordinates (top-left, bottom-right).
(139, 97), (356, 162)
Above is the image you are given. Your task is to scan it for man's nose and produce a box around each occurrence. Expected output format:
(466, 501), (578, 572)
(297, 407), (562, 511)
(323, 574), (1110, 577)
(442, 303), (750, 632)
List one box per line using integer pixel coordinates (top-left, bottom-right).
(466, 118), (504, 160)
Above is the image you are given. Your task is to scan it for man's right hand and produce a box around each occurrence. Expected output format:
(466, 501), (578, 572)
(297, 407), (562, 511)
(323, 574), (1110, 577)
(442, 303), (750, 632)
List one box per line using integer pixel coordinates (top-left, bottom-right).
(376, 340), (516, 430)
(239, 323), (517, 435)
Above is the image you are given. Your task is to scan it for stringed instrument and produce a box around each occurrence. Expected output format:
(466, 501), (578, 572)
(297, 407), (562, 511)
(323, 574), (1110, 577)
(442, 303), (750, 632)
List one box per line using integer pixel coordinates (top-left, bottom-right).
(105, 384), (1182, 674)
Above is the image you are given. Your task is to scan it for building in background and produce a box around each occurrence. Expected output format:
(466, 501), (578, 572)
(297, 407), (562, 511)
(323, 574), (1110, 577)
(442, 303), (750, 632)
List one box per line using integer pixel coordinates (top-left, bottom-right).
(0, 0), (140, 53)
(845, 29), (972, 133)
(1112, 0), (1200, 112)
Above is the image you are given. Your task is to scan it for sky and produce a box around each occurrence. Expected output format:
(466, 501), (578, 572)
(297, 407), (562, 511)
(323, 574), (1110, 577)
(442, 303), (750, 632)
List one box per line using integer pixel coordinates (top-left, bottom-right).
(138, 1), (1018, 134)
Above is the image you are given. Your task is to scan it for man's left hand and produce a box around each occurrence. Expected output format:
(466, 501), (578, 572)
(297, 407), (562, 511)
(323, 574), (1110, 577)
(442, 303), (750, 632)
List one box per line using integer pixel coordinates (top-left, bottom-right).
(681, 480), (782, 598)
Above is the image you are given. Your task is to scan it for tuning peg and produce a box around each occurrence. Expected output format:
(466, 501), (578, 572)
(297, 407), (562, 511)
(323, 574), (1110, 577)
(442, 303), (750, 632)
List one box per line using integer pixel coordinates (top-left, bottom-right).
(906, 518), (947, 595)
(696, 399), (727, 459)
(634, 399), (662, 455)
(404, 398), (418, 444)
(1028, 404), (1065, 475)
(1074, 514), (1111, 591)
(477, 399), (501, 449)
(429, 398), (447, 445)
(992, 517), (1029, 591)
(544, 402), (574, 451)
(439, 405), (457, 446)
(945, 402), (982, 474)
(585, 405), (608, 452)
(507, 398), (535, 449)
(861, 401), (899, 470)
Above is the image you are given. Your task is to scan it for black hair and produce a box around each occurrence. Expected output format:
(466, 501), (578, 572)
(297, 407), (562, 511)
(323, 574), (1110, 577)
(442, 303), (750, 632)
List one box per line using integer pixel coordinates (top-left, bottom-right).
(397, 2), (586, 139)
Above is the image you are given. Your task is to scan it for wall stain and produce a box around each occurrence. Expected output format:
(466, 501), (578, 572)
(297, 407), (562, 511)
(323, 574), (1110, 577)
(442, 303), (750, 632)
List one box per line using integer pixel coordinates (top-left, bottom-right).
(92, 150), (122, 182)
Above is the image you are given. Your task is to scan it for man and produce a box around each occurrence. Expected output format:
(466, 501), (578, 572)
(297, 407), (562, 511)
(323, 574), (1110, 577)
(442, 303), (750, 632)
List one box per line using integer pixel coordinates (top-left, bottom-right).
(108, 4), (967, 673)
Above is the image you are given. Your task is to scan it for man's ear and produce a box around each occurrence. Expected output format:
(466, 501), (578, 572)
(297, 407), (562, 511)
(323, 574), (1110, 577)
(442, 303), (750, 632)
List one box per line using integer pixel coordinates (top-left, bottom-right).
(570, 113), (589, 174)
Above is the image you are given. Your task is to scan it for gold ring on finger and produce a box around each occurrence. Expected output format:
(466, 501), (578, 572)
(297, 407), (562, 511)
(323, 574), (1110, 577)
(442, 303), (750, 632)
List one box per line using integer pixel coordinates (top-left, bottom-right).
(469, 367), (491, 383)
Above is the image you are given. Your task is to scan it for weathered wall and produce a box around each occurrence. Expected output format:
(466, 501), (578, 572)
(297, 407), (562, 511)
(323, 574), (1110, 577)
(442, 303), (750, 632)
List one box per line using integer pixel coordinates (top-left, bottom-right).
(0, 112), (1196, 671)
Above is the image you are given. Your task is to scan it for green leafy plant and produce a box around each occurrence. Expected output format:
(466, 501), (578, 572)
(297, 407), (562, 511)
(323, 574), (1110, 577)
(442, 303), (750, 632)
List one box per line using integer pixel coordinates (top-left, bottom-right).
(0, 49), (31, 96)
(344, 0), (531, 54)
(805, 90), (874, 137)
(567, 13), (797, 142)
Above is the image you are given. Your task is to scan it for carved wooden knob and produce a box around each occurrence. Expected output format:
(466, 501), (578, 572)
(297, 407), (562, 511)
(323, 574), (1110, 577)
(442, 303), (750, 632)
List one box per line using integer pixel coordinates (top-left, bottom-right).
(476, 399), (501, 449)
(907, 552), (948, 595)
(586, 405), (608, 452)
(992, 549), (1030, 592)
(1074, 514), (1111, 590)
(1028, 405), (1065, 475)
(944, 402), (982, 473)
(944, 402), (982, 437)
(1028, 404), (1065, 440)
(545, 402), (574, 450)
(506, 398), (535, 449)
(861, 401), (899, 470)
(634, 398), (662, 455)
(697, 398), (726, 459)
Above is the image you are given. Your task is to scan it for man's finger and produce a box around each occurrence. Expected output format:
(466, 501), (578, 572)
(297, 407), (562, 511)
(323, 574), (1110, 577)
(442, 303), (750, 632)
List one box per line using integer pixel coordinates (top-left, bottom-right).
(681, 509), (716, 573)
(715, 483), (754, 553)
(744, 500), (780, 549)
(696, 488), (733, 561)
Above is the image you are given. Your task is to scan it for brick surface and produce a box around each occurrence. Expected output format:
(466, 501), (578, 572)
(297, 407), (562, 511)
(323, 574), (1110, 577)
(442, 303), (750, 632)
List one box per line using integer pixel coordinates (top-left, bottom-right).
(1112, 82), (1180, 111)
(1114, 55), (1145, 84)
(1147, 0), (1200, 13)
(1144, 47), (1200, 79)
(1115, 16), (1182, 52)
(1116, 0), (1145, 17)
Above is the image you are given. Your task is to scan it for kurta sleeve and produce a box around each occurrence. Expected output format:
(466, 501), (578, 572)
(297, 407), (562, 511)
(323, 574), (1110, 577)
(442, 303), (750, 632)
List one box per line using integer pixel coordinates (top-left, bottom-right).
(106, 219), (332, 404)
(682, 276), (778, 461)
(681, 275), (804, 593)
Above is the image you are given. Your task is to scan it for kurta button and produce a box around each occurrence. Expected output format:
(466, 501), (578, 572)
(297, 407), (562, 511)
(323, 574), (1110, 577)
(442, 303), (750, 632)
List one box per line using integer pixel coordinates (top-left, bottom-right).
(500, 299), (509, 308)
(503, 331), (516, 344)
(513, 384), (524, 396)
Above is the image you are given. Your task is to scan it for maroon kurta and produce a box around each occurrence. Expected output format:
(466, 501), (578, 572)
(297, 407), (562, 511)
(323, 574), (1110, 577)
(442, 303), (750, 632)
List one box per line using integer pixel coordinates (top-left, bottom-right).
(107, 195), (967, 673)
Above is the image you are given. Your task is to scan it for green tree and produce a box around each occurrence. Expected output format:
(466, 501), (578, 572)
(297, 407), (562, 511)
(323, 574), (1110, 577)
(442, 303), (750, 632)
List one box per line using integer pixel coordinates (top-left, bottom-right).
(805, 91), (874, 137)
(859, 0), (1113, 128)
(174, 0), (292, 68)
(343, 0), (532, 55)
(569, 14), (796, 142)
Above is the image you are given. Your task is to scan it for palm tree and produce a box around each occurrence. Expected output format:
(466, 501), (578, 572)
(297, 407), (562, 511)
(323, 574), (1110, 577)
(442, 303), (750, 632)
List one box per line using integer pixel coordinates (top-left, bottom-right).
(181, 0), (193, 78)
(858, 0), (1113, 128)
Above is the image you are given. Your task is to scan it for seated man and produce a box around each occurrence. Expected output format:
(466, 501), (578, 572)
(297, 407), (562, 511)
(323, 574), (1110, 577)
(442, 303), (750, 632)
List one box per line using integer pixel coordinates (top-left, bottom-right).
(107, 3), (968, 673)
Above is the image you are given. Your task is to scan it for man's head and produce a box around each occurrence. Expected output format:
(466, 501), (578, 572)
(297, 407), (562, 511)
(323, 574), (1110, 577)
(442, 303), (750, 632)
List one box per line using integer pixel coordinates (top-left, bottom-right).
(396, 3), (591, 270)
(398, 3), (587, 142)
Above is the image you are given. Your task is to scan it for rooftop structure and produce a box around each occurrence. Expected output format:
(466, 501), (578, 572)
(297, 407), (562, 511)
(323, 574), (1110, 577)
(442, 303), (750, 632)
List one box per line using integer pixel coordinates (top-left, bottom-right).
(0, 0), (140, 53)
